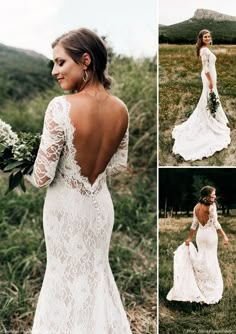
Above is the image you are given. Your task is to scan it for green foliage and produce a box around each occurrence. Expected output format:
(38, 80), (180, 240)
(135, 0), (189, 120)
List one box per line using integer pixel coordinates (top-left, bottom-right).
(0, 132), (41, 193)
(0, 86), (62, 133)
(110, 55), (157, 171)
(0, 43), (54, 105)
(159, 168), (236, 215)
(159, 19), (236, 44)
(207, 91), (220, 118)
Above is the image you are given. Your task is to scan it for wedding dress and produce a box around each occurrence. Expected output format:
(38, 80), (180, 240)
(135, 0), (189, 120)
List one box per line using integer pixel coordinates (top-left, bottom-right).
(26, 96), (132, 334)
(172, 47), (230, 161)
(167, 203), (223, 304)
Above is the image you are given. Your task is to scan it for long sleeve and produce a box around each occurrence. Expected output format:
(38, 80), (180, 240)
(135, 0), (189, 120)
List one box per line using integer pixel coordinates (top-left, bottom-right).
(211, 203), (222, 230)
(26, 98), (65, 188)
(107, 127), (129, 176)
(190, 207), (199, 230)
(200, 48), (210, 74)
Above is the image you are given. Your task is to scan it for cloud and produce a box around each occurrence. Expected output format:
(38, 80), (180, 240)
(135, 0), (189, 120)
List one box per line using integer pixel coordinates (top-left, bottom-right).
(0, 0), (64, 54)
(0, 0), (156, 58)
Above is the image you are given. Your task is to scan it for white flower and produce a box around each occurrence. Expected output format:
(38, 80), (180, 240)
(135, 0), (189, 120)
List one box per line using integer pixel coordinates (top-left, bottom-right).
(0, 119), (18, 147)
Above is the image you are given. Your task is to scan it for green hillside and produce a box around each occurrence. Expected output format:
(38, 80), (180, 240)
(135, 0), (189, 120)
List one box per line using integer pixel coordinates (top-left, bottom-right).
(0, 43), (54, 106)
(159, 19), (236, 44)
(0, 43), (61, 132)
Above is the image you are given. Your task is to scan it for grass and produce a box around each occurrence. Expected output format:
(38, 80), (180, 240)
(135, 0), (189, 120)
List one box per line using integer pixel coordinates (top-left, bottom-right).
(159, 44), (236, 166)
(159, 216), (236, 334)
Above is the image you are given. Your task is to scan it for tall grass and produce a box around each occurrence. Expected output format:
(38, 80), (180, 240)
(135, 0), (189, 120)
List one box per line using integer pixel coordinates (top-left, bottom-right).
(159, 217), (236, 334)
(159, 44), (236, 166)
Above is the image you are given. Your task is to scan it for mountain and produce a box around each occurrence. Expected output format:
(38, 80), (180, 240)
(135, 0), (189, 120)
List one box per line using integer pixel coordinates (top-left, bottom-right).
(0, 43), (54, 106)
(194, 9), (236, 21)
(159, 9), (236, 44)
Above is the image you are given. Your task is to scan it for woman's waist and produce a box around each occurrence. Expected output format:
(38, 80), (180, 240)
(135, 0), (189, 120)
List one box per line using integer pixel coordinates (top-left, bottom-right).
(201, 69), (217, 78)
(45, 248), (111, 270)
(50, 171), (108, 196)
(197, 226), (218, 234)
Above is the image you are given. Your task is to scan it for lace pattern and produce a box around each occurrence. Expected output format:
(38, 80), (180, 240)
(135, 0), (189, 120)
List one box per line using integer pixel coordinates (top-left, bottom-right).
(167, 203), (224, 304)
(27, 96), (131, 333)
(200, 47), (211, 73)
(28, 96), (129, 194)
(107, 128), (129, 175)
(26, 98), (65, 188)
(191, 203), (222, 230)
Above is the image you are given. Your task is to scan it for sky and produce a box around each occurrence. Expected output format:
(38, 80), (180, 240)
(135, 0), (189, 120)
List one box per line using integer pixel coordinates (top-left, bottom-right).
(0, 0), (156, 59)
(159, 0), (236, 25)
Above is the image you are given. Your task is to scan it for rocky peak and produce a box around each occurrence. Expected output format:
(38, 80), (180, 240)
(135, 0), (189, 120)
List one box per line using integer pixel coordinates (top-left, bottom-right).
(194, 8), (236, 22)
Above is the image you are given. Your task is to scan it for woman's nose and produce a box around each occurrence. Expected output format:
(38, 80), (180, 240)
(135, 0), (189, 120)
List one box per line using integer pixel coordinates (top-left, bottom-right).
(51, 64), (59, 76)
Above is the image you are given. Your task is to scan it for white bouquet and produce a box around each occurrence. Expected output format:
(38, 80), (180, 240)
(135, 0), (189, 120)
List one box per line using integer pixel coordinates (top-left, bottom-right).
(0, 119), (41, 193)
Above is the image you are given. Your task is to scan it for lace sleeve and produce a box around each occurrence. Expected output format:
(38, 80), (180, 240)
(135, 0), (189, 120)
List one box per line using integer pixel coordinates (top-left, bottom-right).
(106, 127), (129, 176)
(26, 98), (65, 188)
(211, 203), (222, 230)
(200, 48), (210, 73)
(190, 206), (199, 230)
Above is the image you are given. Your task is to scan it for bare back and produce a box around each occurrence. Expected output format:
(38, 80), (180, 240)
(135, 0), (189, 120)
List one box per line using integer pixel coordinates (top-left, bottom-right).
(65, 91), (128, 185)
(195, 203), (210, 226)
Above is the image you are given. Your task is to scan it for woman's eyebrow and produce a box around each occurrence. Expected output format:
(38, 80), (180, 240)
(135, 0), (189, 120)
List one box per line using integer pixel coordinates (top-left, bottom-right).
(54, 57), (64, 63)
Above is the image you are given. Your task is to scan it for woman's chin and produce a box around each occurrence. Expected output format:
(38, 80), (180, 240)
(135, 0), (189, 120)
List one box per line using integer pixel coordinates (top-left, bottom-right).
(59, 83), (73, 91)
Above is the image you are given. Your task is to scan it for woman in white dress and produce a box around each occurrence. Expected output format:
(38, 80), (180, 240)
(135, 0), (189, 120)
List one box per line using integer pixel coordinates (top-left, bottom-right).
(172, 30), (231, 161)
(26, 28), (132, 334)
(167, 186), (229, 304)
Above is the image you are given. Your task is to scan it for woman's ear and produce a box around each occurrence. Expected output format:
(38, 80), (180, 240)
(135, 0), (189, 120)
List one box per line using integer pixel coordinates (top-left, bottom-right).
(81, 53), (91, 69)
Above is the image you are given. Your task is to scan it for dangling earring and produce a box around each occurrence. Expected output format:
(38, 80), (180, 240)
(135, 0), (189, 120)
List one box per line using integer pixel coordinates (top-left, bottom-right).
(83, 70), (88, 83)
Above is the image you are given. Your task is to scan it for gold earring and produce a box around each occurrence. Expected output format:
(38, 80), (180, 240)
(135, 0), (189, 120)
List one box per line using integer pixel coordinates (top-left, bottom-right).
(83, 70), (88, 83)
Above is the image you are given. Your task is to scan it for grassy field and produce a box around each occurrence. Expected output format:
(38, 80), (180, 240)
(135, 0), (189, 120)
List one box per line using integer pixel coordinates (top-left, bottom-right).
(159, 216), (236, 334)
(159, 44), (236, 166)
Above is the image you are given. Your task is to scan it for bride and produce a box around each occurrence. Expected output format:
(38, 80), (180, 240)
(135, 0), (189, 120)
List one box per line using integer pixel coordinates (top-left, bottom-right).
(26, 28), (132, 333)
(172, 29), (231, 161)
(167, 186), (229, 304)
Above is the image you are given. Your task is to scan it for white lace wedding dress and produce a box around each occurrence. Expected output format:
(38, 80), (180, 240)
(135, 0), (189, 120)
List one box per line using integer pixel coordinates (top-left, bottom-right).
(26, 96), (132, 334)
(172, 47), (230, 161)
(167, 203), (223, 304)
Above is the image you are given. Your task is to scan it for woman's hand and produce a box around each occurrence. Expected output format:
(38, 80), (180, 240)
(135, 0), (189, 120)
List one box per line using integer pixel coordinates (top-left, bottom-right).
(185, 238), (191, 246)
(209, 81), (213, 90)
(223, 236), (229, 245)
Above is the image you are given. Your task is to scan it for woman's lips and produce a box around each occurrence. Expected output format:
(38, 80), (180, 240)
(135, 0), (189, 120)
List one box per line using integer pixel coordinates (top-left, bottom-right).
(57, 78), (64, 83)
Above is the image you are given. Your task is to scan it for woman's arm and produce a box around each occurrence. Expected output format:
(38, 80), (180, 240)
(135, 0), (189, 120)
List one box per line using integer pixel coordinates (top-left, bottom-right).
(200, 48), (213, 90)
(205, 72), (213, 90)
(26, 97), (65, 188)
(217, 228), (229, 245)
(211, 203), (229, 245)
(185, 229), (196, 246)
(185, 206), (198, 245)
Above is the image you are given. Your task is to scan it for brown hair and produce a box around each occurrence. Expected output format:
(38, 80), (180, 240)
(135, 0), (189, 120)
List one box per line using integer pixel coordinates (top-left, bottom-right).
(196, 29), (212, 57)
(199, 185), (216, 206)
(52, 28), (112, 89)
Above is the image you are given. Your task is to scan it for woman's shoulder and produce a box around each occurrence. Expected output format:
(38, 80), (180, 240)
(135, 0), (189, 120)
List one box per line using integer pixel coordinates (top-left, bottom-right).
(200, 47), (210, 55)
(194, 203), (200, 210)
(47, 95), (68, 108)
(109, 95), (129, 115)
(45, 96), (69, 121)
(210, 202), (217, 210)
